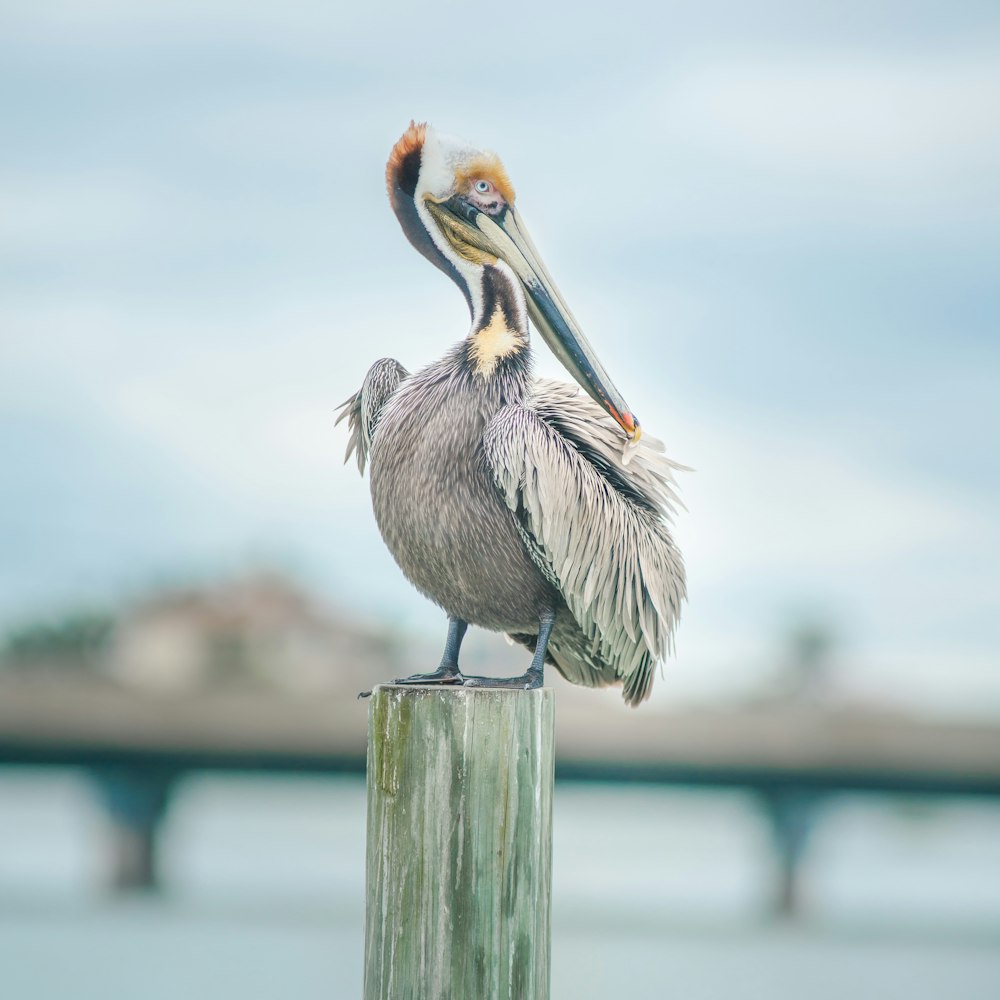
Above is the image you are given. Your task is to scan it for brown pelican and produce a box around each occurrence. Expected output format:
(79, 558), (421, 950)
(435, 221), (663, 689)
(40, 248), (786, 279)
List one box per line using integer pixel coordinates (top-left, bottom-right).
(339, 122), (685, 705)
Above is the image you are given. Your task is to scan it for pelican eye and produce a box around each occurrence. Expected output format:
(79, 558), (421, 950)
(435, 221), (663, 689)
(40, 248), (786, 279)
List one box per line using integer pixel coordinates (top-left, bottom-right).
(474, 180), (492, 194)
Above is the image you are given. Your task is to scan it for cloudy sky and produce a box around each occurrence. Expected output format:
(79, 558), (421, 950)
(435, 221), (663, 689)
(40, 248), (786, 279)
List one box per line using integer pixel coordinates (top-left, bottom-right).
(2, 0), (998, 713)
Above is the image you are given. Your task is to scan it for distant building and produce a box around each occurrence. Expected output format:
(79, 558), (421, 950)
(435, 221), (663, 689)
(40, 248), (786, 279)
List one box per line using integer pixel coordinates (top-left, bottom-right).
(104, 571), (400, 695)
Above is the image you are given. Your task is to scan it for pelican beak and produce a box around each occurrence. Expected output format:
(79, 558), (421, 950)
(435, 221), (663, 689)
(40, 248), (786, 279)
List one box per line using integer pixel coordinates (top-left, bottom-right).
(428, 197), (641, 442)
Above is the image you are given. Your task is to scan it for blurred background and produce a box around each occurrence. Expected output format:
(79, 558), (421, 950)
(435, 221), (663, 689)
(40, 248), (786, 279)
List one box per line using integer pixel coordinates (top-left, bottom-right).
(2, 0), (999, 997)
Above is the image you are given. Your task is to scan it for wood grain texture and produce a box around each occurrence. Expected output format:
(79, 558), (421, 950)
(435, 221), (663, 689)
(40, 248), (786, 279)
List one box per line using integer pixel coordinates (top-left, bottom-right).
(364, 685), (554, 1000)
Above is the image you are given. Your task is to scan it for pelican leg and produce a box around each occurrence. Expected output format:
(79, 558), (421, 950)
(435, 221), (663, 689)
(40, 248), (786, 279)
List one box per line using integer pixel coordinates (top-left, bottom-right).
(462, 609), (555, 691)
(394, 617), (468, 685)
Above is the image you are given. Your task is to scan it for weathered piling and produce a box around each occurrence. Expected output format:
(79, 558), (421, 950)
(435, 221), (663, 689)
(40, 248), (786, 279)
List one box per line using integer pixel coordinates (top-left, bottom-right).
(364, 685), (554, 1000)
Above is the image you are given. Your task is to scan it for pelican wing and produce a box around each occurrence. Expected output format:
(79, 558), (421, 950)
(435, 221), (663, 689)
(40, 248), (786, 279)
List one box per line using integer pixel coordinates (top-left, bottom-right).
(483, 379), (686, 704)
(336, 358), (409, 474)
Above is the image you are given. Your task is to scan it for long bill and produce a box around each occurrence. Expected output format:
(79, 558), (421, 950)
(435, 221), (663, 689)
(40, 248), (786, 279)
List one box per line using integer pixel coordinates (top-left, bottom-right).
(433, 197), (641, 442)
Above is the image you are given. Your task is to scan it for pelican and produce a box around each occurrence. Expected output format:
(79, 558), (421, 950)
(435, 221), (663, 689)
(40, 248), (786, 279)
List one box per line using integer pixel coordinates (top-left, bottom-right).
(338, 122), (685, 705)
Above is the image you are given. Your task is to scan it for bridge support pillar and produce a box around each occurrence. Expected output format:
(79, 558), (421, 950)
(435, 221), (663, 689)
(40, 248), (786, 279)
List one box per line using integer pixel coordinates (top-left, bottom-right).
(760, 788), (823, 919)
(91, 766), (176, 892)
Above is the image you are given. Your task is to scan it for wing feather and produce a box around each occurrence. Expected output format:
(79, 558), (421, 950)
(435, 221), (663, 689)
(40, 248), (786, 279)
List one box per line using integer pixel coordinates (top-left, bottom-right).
(336, 358), (409, 474)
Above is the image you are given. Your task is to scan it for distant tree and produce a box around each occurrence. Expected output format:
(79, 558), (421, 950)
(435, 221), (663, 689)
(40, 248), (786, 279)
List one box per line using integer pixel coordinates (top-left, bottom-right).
(0, 612), (115, 671)
(779, 617), (836, 701)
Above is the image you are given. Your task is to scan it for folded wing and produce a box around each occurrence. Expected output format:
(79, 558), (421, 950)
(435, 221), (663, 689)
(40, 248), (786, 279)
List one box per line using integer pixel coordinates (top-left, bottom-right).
(483, 379), (686, 704)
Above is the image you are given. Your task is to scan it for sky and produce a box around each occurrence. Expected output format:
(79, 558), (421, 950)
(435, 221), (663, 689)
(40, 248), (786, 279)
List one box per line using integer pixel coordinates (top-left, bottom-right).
(1, 0), (999, 714)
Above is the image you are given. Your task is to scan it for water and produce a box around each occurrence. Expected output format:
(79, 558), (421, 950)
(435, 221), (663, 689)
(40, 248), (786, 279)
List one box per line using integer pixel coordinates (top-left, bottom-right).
(2, 771), (999, 999)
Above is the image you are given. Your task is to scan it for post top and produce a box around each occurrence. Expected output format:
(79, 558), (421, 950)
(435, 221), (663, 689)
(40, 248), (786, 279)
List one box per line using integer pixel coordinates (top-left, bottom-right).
(371, 683), (553, 702)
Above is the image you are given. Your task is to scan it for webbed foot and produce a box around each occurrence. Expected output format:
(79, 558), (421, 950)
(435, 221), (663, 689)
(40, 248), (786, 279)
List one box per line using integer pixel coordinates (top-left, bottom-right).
(461, 667), (542, 691)
(393, 664), (464, 686)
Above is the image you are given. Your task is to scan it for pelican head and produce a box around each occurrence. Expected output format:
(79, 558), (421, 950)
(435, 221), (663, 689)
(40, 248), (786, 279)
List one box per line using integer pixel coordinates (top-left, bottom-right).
(386, 121), (640, 442)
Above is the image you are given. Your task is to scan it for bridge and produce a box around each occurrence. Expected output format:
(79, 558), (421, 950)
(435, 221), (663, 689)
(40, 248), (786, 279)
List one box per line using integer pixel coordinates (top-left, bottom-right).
(2, 674), (998, 915)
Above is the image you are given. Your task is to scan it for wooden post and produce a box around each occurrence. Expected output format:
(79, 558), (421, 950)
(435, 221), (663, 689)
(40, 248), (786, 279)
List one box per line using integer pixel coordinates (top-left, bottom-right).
(364, 685), (554, 1000)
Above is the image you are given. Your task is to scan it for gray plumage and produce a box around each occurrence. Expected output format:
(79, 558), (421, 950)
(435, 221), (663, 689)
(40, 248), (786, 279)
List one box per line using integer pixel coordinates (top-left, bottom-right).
(338, 347), (686, 706)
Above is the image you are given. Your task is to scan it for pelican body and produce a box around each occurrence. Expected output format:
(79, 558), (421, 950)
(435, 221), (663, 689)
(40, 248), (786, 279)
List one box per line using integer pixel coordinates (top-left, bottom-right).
(339, 122), (685, 705)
